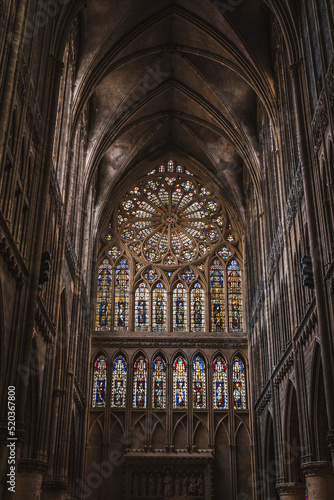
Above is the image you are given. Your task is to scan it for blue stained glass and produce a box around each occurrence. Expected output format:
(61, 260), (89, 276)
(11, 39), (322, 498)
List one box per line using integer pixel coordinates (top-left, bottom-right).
(213, 357), (228, 409)
(111, 356), (127, 408)
(193, 357), (206, 408)
(168, 160), (174, 172)
(135, 283), (149, 331)
(173, 357), (187, 408)
(153, 357), (166, 408)
(96, 260), (112, 331)
(232, 357), (246, 409)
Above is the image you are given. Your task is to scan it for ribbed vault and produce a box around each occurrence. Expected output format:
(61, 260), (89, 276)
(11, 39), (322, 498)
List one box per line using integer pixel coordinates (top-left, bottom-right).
(56, 0), (279, 228)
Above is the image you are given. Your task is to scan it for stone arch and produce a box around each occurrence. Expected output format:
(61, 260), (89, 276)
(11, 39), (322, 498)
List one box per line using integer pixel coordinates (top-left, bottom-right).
(263, 411), (279, 500)
(284, 380), (304, 484)
(214, 418), (231, 500)
(311, 342), (331, 461)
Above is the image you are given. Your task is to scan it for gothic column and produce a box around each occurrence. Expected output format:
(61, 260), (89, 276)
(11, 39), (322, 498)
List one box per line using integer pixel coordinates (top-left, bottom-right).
(276, 483), (306, 500)
(15, 459), (48, 500)
(302, 462), (334, 499)
(289, 59), (334, 463)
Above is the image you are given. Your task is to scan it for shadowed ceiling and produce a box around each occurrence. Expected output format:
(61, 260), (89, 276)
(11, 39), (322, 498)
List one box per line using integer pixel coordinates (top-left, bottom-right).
(69, 0), (275, 224)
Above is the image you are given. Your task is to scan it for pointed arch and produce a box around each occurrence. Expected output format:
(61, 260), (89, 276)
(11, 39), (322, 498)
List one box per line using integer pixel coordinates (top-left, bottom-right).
(227, 259), (243, 332)
(133, 355), (148, 408)
(114, 258), (130, 330)
(95, 259), (112, 331)
(152, 354), (167, 409)
(152, 282), (167, 331)
(173, 355), (188, 409)
(210, 258), (225, 332)
(311, 342), (331, 461)
(190, 282), (205, 332)
(111, 354), (127, 408)
(213, 355), (228, 409)
(173, 282), (187, 331)
(232, 355), (247, 409)
(284, 380), (304, 483)
(134, 281), (149, 331)
(192, 355), (206, 409)
(92, 355), (107, 408)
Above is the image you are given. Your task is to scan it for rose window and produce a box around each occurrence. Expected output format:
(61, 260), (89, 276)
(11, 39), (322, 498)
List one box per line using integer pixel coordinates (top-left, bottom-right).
(113, 161), (228, 265)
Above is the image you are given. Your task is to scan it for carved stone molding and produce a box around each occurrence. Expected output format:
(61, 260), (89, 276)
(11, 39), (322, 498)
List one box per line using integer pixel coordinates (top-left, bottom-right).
(288, 59), (303, 79)
(286, 165), (304, 229)
(312, 90), (329, 153)
(42, 480), (68, 492)
(35, 297), (57, 343)
(0, 228), (25, 285)
(276, 482), (306, 495)
(302, 461), (334, 477)
(18, 459), (48, 474)
(91, 336), (248, 349)
(267, 225), (284, 284)
(255, 388), (271, 416)
(65, 228), (79, 281)
(273, 352), (294, 388)
(49, 165), (64, 226)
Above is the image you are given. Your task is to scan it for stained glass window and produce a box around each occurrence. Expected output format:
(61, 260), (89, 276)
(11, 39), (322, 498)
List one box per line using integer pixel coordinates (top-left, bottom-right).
(115, 165), (224, 265)
(228, 260), (243, 331)
(114, 259), (130, 330)
(192, 357), (206, 409)
(111, 356), (127, 408)
(213, 357), (228, 409)
(92, 356), (107, 408)
(133, 356), (148, 408)
(191, 283), (205, 332)
(232, 357), (246, 409)
(210, 260), (224, 332)
(152, 283), (167, 331)
(95, 260), (112, 331)
(135, 283), (149, 331)
(173, 357), (187, 408)
(152, 356), (166, 409)
(173, 283), (187, 331)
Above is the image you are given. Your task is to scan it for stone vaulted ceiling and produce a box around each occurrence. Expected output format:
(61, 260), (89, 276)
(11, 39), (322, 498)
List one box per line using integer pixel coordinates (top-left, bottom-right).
(70, 0), (275, 224)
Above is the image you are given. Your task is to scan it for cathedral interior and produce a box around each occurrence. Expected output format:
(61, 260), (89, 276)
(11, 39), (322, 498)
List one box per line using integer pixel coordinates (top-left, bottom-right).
(0, 1), (334, 499)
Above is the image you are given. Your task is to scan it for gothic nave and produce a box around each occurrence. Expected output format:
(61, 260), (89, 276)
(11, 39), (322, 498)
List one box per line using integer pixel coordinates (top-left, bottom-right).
(0, 1), (334, 499)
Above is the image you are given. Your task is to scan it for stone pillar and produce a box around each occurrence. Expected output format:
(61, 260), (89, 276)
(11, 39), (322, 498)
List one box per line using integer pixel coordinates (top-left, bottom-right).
(41, 480), (68, 500)
(302, 462), (334, 500)
(276, 483), (306, 500)
(14, 459), (48, 500)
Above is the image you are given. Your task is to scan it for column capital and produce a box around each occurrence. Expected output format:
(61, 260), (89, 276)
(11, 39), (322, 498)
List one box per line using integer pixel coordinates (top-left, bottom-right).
(18, 458), (48, 474)
(276, 482), (306, 495)
(41, 480), (68, 492)
(302, 461), (334, 477)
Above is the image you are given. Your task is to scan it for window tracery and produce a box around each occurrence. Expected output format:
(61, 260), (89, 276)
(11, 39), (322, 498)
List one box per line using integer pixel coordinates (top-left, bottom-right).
(152, 283), (167, 331)
(111, 355), (127, 408)
(232, 357), (246, 409)
(173, 356), (187, 408)
(190, 283), (205, 332)
(114, 259), (130, 330)
(210, 260), (224, 332)
(213, 356), (228, 409)
(96, 260), (112, 331)
(152, 356), (166, 409)
(92, 356), (107, 408)
(96, 161), (244, 334)
(133, 356), (148, 408)
(192, 356), (206, 409)
(228, 260), (243, 332)
(135, 282), (149, 331)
